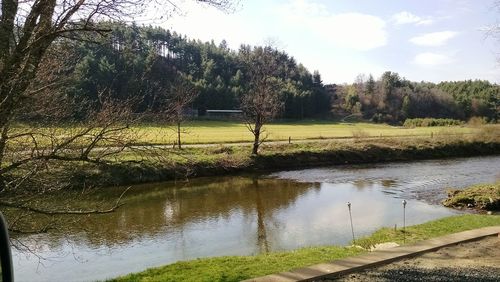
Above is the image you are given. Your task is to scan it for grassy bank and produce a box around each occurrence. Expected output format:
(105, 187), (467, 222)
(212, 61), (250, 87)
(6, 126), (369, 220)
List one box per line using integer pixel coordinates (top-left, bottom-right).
(443, 182), (500, 211)
(354, 214), (500, 248)
(67, 136), (500, 189)
(110, 214), (500, 282)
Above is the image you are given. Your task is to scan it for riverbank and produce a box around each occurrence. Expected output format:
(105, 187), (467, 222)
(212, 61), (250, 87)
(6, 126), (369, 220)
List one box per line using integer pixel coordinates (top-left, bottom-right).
(66, 136), (499, 189)
(443, 182), (500, 211)
(109, 214), (500, 282)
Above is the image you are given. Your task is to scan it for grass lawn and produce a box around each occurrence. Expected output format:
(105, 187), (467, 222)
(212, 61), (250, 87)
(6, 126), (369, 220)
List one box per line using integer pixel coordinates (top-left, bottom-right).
(132, 120), (481, 145)
(110, 214), (500, 282)
(9, 120), (491, 149)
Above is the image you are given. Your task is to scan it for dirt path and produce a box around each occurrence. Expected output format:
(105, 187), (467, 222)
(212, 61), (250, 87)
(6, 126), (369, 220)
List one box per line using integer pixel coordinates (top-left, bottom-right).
(324, 236), (500, 282)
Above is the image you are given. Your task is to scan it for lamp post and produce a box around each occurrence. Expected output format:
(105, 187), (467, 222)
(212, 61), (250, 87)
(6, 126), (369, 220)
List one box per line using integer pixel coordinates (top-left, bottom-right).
(347, 202), (355, 245)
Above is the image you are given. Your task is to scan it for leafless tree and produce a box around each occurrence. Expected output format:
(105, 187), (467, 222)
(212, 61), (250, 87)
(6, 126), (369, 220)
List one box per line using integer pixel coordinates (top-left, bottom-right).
(240, 46), (285, 155)
(151, 73), (198, 149)
(170, 76), (197, 149)
(0, 0), (234, 235)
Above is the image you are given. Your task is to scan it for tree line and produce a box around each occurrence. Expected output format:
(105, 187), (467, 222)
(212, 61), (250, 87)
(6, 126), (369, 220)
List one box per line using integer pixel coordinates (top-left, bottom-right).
(335, 72), (499, 123)
(27, 22), (499, 125)
(40, 22), (331, 121)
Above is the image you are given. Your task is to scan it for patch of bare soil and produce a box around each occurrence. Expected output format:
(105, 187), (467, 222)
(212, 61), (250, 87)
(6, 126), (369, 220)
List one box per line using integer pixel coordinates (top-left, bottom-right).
(324, 236), (500, 282)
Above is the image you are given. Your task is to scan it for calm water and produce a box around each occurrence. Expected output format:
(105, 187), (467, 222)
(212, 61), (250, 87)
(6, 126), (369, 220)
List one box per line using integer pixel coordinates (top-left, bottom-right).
(13, 156), (500, 282)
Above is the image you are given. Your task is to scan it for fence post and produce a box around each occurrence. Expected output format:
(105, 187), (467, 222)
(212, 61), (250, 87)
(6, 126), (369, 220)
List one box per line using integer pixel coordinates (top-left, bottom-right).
(347, 202), (356, 245)
(402, 200), (407, 243)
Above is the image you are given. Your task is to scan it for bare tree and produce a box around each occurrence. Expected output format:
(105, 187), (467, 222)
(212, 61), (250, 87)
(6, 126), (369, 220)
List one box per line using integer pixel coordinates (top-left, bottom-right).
(0, 93), (143, 239)
(170, 76), (198, 149)
(0, 0), (233, 186)
(152, 74), (198, 149)
(0, 0), (234, 235)
(240, 46), (285, 155)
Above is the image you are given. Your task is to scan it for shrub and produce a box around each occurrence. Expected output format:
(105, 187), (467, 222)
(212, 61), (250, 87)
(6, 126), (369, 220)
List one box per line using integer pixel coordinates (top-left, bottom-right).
(371, 113), (393, 124)
(210, 145), (234, 154)
(467, 116), (488, 126)
(351, 128), (370, 139)
(403, 118), (463, 128)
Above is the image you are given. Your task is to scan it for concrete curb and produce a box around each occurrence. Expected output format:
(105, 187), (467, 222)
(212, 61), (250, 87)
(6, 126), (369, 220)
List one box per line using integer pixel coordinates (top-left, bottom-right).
(243, 226), (500, 282)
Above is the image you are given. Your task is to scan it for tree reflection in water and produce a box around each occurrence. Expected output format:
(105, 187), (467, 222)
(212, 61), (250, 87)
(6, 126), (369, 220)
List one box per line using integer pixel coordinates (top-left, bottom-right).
(12, 175), (313, 253)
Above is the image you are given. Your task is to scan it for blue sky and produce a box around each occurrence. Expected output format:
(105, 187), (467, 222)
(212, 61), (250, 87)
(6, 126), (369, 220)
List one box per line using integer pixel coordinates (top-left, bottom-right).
(161, 0), (499, 84)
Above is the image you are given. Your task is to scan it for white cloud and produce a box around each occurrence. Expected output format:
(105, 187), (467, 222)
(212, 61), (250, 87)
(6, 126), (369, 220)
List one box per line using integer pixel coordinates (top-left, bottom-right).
(413, 52), (454, 66)
(415, 19), (434, 26)
(158, 2), (265, 50)
(312, 13), (387, 51)
(283, 0), (329, 18)
(279, 0), (387, 51)
(298, 52), (386, 83)
(392, 11), (434, 26)
(410, 31), (459, 46)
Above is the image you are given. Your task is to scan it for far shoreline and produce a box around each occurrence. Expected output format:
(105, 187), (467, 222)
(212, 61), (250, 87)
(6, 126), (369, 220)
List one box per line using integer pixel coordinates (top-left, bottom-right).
(63, 138), (500, 190)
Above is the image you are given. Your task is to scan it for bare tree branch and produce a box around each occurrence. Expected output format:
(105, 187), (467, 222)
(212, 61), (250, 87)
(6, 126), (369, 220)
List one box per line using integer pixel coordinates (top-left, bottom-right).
(240, 46), (286, 155)
(0, 186), (131, 215)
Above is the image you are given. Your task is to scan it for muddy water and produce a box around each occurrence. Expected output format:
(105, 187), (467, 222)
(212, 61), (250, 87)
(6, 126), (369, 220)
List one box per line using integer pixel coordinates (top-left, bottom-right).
(12, 156), (500, 282)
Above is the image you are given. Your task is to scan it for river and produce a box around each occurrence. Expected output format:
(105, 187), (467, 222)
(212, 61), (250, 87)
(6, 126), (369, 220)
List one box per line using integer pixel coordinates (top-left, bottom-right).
(12, 155), (500, 281)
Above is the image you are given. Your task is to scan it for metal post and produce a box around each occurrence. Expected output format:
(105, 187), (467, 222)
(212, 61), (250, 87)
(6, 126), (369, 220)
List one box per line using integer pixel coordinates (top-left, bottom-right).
(289, 136), (291, 144)
(347, 202), (355, 245)
(402, 200), (407, 243)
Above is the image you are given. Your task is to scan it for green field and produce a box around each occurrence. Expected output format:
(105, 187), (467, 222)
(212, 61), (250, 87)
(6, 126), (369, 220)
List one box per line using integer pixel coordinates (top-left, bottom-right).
(131, 120), (482, 145)
(8, 121), (494, 152)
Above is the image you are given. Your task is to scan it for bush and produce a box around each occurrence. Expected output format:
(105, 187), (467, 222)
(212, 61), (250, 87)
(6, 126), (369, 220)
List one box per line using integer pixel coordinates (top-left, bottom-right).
(467, 116), (488, 126)
(371, 113), (393, 124)
(403, 118), (463, 128)
(210, 145), (234, 155)
(351, 128), (370, 139)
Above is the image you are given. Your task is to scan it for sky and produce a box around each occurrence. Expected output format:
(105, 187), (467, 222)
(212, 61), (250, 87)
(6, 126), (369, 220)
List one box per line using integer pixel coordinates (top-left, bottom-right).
(158, 0), (500, 84)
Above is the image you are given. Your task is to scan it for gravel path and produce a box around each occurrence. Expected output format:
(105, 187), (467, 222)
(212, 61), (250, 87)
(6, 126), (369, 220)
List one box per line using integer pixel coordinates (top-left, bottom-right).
(323, 236), (500, 282)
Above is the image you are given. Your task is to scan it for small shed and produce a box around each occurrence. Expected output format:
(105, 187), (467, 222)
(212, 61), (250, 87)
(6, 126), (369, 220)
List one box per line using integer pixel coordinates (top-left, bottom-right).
(206, 109), (243, 118)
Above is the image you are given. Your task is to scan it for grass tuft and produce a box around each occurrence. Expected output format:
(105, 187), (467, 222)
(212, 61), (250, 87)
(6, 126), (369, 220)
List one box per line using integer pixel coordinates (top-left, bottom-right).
(442, 183), (500, 211)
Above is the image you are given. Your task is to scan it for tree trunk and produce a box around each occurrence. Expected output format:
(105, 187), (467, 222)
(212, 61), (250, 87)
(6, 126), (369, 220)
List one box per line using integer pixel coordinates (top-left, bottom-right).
(0, 113), (11, 191)
(252, 122), (261, 155)
(253, 178), (269, 253)
(177, 121), (181, 149)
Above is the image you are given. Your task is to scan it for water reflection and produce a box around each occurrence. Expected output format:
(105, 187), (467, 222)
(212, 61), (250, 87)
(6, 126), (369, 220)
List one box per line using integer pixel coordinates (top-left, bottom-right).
(12, 156), (499, 282)
(272, 156), (500, 204)
(14, 177), (320, 281)
(35, 177), (313, 249)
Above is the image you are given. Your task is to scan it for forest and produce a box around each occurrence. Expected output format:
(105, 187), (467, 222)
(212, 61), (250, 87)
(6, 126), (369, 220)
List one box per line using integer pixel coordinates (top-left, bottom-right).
(336, 73), (499, 123)
(30, 22), (498, 124)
